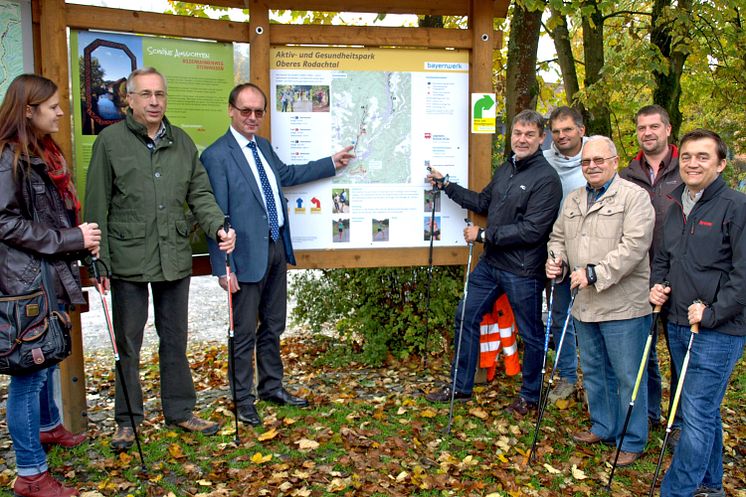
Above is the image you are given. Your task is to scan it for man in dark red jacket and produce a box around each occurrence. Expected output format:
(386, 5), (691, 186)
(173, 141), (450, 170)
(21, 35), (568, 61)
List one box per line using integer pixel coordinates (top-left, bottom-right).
(619, 105), (681, 434)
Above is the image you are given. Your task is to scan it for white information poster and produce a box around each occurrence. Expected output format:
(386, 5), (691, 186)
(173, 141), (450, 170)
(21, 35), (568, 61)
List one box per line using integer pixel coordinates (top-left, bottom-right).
(270, 47), (470, 250)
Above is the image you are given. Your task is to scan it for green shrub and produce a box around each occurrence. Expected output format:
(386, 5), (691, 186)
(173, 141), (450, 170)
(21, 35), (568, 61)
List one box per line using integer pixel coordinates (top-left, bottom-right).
(289, 266), (464, 365)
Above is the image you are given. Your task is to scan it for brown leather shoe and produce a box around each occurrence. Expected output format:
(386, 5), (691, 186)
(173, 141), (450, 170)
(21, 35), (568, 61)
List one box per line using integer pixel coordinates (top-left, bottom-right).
(13, 471), (79, 497)
(572, 430), (603, 444)
(613, 450), (641, 467)
(170, 415), (219, 436)
(111, 426), (135, 451)
(40, 424), (86, 449)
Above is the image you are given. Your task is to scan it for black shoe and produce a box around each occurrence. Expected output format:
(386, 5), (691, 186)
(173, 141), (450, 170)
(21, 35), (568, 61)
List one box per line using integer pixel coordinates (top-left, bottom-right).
(260, 388), (309, 407)
(694, 486), (725, 497)
(425, 386), (471, 403)
(649, 415), (664, 430)
(667, 427), (681, 451)
(237, 404), (262, 426)
(505, 396), (538, 417)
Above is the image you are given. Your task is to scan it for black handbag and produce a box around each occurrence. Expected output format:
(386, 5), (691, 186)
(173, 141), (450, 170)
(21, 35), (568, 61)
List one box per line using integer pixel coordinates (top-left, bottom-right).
(0, 260), (73, 375)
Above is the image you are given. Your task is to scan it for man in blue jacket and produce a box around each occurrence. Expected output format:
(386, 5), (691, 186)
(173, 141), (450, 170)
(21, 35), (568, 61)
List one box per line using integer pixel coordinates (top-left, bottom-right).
(650, 129), (746, 497)
(425, 110), (563, 415)
(201, 83), (353, 426)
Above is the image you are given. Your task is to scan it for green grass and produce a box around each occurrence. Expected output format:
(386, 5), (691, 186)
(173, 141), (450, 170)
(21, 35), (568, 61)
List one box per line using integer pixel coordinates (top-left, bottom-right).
(0, 336), (743, 496)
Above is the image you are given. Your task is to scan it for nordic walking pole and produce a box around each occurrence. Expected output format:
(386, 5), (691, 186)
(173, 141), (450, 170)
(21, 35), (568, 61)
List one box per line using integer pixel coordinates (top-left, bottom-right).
(223, 216), (240, 444)
(648, 300), (702, 497)
(422, 166), (439, 370)
(538, 250), (558, 413)
(528, 285), (579, 464)
(607, 281), (669, 489)
(89, 257), (147, 472)
(444, 218), (474, 435)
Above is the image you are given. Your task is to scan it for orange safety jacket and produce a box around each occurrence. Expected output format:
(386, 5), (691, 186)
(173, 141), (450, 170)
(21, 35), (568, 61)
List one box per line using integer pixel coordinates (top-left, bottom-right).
(479, 294), (521, 380)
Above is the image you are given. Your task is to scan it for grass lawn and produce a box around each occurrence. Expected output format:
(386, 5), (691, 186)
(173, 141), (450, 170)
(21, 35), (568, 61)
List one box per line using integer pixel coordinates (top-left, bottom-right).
(1, 335), (744, 496)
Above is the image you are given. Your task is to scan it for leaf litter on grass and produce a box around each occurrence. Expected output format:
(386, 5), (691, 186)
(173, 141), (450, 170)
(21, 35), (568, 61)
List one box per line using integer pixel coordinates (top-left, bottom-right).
(1, 336), (743, 496)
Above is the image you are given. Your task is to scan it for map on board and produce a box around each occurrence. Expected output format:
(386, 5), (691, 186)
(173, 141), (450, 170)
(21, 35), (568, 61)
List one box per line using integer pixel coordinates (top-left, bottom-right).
(0, 0), (22, 100)
(332, 71), (412, 184)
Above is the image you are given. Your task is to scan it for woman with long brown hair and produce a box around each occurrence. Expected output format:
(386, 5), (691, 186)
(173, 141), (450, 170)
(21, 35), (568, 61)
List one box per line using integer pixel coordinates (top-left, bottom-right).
(0, 74), (100, 497)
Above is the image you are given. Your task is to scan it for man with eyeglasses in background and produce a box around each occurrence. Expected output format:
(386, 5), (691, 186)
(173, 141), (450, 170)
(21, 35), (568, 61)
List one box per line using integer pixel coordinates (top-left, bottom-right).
(85, 67), (236, 450)
(620, 104), (683, 439)
(546, 135), (654, 467)
(542, 106), (588, 404)
(200, 83), (354, 426)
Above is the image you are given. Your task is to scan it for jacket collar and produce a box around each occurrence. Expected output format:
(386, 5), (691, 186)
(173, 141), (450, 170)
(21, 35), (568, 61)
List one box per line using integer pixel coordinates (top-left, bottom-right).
(574, 174), (623, 214)
(124, 109), (173, 142)
(670, 175), (727, 205)
(629, 144), (679, 178)
(511, 148), (545, 171)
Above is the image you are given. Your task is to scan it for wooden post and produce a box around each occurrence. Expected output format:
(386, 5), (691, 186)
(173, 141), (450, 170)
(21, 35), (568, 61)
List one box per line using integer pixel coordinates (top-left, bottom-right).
(38, 0), (88, 433)
(469, 0), (496, 197)
(470, 0), (497, 384)
(59, 308), (88, 433)
(249, 0), (271, 139)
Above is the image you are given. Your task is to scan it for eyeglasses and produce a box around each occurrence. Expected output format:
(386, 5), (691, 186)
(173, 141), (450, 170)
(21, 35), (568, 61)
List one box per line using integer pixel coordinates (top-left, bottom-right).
(581, 155), (617, 167)
(232, 106), (265, 118)
(129, 90), (167, 100)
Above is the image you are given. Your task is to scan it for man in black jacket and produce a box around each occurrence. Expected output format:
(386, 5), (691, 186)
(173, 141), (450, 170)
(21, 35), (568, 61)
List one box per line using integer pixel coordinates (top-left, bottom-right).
(650, 129), (746, 497)
(425, 110), (563, 415)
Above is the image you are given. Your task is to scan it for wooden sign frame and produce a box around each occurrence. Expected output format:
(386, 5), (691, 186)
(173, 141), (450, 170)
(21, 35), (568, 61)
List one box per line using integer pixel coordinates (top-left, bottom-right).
(31, 0), (508, 431)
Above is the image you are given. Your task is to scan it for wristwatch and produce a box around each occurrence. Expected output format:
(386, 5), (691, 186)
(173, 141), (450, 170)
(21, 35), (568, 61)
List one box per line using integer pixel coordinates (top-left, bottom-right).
(585, 264), (597, 285)
(478, 228), (486, 243)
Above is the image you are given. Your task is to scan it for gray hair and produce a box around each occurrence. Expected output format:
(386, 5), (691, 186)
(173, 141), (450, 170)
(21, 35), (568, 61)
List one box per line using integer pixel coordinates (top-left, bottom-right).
(512, 109), (545, 134)
(126, 67), (168, 93)
(585, 135), (617, 156)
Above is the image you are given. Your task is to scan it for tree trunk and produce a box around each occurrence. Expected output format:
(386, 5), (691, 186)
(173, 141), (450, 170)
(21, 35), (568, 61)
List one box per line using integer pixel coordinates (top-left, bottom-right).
(651, 0), (691, 141)
(581, 0), (611, 136)
(548, 6), (588, 119)
(504, 1), (544, 157)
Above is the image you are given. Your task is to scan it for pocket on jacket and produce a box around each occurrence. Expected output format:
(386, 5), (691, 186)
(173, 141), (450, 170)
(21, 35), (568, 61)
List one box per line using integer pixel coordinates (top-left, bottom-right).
(595, 204), (625, 239)
(175, 219), (190, 237)
(108, 222), (146, 273)
(563, 209), (582, 239)
(172, 218), (194, 274)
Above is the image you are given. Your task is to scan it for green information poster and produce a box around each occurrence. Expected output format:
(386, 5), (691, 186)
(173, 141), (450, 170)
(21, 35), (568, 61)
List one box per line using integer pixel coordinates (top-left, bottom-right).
(70, 30), (235, 199)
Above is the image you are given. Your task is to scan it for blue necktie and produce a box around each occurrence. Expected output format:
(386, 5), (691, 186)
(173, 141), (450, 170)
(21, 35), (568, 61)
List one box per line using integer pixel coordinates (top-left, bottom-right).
(247, 141), (280, 241)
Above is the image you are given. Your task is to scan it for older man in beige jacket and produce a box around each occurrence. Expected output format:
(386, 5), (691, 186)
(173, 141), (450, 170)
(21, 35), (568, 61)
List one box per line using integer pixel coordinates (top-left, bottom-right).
(546, 135), (654, 467)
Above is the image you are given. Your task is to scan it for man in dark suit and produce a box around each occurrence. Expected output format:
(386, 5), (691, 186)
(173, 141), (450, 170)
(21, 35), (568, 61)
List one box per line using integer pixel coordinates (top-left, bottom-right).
(201, 83), (354, 426)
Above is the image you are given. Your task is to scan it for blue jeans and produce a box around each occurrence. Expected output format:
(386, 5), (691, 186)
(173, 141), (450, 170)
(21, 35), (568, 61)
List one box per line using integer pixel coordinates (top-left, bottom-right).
(7, 366), (62, 477)
(574, 315), (650, 453)
(452, 259), (544, 402)
(548, 277), (578, 384)
(660, 324), (745, 497)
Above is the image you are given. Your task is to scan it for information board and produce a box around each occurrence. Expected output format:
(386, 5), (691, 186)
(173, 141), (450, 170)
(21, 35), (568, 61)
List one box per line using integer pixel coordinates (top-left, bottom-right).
(69, 30), (235, 195)
(270, 47), (470, 249)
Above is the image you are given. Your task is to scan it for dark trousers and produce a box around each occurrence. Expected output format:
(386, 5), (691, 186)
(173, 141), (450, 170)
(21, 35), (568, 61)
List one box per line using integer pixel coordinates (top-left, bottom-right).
(452, 259), (544, 402)
(231, 238), (287, 404)
(111, 277), (195, 426)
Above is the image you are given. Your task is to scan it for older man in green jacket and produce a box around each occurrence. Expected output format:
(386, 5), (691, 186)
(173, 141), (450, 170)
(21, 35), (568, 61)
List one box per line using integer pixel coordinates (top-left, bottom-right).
(85, 67), (235, 450)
